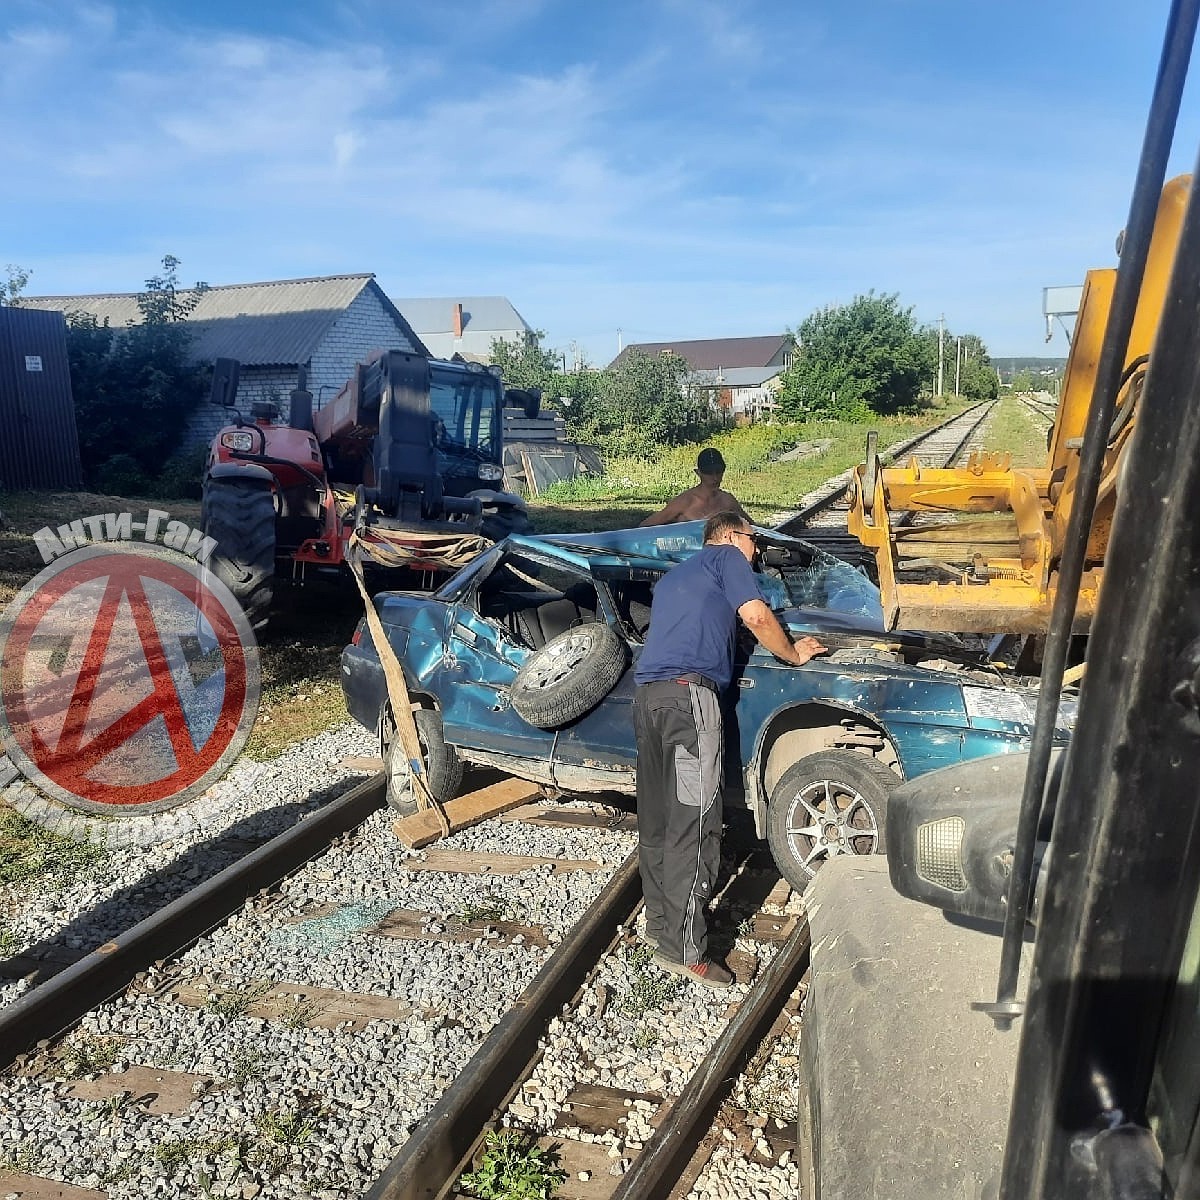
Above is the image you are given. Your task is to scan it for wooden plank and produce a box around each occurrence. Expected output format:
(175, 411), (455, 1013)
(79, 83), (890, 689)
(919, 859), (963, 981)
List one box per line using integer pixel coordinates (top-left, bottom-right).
(555, 1083), (665, 1136)
(500, 802), (638, 833)
(280, 902), (551, 947)
(373, 909), (551, 948)
(0, 1174), (108, 1199)
(340, 754), (384, 772)
(747, 913), (799, 942)
(393, 777), (543, 849)
(539, 1138), (626, 1200)
(405, 849), (608, 875)
(147, 979), (427, 1032)
(67, 1065), (213, 1115)
(763, 877), (793, 910)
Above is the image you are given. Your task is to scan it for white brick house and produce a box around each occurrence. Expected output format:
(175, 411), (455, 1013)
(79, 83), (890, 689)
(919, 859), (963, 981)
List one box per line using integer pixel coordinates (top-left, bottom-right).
(24, 275), (429, 449)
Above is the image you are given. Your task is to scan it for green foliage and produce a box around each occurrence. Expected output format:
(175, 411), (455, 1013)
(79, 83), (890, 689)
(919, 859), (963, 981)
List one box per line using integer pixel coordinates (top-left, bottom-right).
(204, 979), (273, 1020)
(62, 1033), (123, 1078)
(566, 350), (718, 456)
(0, 806), (106, 886)
(918, 329), (999, 400)
(778, 292), (933, 420)
(136, 254), (208, 323)
(490, 330), (561, 392)
(460, 1130), (567, 1200)
(617, 942), (686, 1016)
(93, 453), (153, 496)
(155, 445), (209, 499)
(65, 256), (211, 492)
(2, 264), (31, 306)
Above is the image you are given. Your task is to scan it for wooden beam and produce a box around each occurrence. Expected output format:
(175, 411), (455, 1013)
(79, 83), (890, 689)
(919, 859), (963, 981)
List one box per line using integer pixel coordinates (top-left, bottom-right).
(393, 777), (544, 849)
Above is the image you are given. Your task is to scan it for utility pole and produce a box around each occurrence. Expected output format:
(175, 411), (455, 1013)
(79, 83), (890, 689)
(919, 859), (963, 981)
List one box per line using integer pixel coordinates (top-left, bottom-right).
(955, 336), (962, 397)
(937, 315), (945, 397)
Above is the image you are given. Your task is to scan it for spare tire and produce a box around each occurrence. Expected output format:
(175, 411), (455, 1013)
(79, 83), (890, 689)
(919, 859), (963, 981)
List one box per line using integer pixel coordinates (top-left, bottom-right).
(509, 621), (628, 729)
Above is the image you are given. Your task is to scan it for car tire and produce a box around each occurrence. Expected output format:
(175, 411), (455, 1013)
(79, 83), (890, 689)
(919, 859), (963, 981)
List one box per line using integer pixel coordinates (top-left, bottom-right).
(383, 707), (463, 814)
(480, 502), (531, 541)
(766, 750), (897, 890)
(509, 621), (628, 729)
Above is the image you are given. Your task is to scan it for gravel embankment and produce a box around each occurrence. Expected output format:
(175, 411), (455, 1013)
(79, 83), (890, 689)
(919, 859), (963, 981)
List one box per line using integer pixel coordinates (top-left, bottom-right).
(0, 722), (380, 1009)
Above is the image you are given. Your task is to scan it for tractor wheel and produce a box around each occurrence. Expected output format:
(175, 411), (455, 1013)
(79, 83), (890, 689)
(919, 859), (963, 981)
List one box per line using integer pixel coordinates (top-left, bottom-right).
(201, 478), (276, 631)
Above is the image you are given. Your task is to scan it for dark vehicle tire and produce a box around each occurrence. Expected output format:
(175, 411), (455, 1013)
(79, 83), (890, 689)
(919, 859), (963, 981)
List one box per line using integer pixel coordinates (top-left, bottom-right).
(766, 749), (897, 890)
(201, 478), (276, 631)
(481, 503), (531, 541)
(383, 706), (463, 814)
(509, 621), (628, 729)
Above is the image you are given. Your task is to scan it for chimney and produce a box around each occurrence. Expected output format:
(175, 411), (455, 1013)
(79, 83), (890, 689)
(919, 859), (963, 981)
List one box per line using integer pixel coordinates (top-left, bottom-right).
(452, 302), (464, 338)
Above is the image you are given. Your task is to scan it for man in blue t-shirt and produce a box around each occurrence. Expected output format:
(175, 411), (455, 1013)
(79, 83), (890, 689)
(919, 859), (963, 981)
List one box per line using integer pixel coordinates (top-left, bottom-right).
(633, 511), (825, 988)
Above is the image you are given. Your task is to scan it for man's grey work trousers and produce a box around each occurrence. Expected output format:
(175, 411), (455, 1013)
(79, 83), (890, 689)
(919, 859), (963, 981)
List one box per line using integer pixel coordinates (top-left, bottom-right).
(633, 678), (724, 966)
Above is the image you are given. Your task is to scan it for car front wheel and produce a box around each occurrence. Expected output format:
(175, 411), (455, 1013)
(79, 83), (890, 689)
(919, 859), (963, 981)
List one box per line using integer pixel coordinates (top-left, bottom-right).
(766, 750), (896, 890)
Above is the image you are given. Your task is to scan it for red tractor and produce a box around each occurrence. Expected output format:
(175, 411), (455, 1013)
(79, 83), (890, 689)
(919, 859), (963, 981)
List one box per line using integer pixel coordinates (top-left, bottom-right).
(201, 350), (538, 629)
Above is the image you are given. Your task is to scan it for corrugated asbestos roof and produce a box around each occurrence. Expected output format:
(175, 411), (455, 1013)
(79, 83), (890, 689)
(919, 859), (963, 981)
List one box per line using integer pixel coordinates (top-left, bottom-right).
(608, 334), (792, 371)
(393, 296), (531, 335)
(22, 275), (428, 364)
(694, 365), (781, 388)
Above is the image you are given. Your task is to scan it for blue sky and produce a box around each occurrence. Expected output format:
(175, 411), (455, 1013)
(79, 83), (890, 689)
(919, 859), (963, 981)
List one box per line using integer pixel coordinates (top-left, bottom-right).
(4, 0), (1199, 367)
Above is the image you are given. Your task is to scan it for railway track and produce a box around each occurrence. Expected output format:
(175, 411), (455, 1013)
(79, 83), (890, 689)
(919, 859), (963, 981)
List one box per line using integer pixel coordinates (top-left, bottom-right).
(768, 401), (996, 535)
(0, 770), (806, 1200)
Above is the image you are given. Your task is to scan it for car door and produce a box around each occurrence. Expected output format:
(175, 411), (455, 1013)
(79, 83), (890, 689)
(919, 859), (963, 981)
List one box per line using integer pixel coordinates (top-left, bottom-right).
(433, 599), (556, 764)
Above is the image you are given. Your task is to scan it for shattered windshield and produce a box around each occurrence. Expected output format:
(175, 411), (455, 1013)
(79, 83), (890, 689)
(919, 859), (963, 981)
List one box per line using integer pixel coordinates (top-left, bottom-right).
(760, 542), (884, 623)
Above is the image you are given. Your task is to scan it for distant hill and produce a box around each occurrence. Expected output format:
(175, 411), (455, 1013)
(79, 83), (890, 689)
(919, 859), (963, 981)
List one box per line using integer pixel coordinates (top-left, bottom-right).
(993, 357), (1066, 383)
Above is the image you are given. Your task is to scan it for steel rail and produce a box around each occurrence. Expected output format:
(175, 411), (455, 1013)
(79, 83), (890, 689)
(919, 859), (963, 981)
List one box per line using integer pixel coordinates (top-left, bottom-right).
(775, 399), (994, 533)
(0, 773), (386, 1070)
(365, 849), (643, 1200)
(611, 916), (813, 1200)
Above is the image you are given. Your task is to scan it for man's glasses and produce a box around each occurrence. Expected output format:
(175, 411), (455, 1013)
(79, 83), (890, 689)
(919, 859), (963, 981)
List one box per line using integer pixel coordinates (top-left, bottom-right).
(729, 531), (756, 544)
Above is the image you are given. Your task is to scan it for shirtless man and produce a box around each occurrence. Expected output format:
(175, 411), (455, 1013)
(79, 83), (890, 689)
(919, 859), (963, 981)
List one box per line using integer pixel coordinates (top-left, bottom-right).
(639, 448), (753, 527)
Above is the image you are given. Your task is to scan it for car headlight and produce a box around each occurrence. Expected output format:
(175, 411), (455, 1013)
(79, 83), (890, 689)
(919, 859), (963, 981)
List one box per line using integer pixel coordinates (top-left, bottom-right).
(221, 431), (255, 451)
(477, 463), (503, 481)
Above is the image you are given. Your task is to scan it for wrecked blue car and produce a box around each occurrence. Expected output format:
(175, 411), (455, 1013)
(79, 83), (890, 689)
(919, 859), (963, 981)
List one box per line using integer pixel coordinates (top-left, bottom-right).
(341, 522), (1073, 888)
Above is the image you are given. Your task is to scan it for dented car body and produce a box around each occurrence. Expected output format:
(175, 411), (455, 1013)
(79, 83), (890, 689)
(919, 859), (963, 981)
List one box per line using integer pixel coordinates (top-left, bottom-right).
(341, 521), (1074, 886)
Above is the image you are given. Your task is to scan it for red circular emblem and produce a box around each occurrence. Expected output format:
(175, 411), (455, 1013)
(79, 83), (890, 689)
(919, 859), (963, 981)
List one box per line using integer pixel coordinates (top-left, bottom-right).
(0, 545), (260, 813)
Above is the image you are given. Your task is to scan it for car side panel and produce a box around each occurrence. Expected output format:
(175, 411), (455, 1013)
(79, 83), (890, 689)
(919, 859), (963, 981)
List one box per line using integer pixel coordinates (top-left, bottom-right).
(435, 604), (556, 763)
(549, 668), (638, 786)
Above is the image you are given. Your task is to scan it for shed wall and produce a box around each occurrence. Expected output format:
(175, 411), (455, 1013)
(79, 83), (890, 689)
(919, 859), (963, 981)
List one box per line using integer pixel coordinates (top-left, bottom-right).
(0, 307), (83, 490)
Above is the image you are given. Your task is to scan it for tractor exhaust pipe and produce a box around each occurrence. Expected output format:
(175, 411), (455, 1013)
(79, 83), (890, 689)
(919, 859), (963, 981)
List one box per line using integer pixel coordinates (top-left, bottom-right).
(289, 365), (314, 431)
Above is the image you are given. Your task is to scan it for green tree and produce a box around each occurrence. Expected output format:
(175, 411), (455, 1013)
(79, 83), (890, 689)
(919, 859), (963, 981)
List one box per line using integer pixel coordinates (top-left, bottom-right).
(777, 292), (932, 421)
(571, 350), (711, 456)
(488, 330), (560, 392)
(917, 328), (999, 400)
(66, 256), (210, 493)
(2, 264), (31, 306)
(135, 253), (207, 323)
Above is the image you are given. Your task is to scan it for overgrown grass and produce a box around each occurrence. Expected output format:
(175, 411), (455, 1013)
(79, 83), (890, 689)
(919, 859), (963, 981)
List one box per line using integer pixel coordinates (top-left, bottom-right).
(0, 807), (107, 887)
(534, 400), (972, 529)
(976, 397), (1050, 468)
(460, 1130), (567, 1200)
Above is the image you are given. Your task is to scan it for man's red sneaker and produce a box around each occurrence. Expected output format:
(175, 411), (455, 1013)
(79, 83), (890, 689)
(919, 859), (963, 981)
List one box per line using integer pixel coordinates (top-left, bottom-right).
(652, 952), (734, 989)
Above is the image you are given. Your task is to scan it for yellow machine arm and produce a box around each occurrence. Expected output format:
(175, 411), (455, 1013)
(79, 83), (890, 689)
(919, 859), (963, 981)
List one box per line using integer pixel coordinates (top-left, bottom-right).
(846, 175), (1190, 633)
